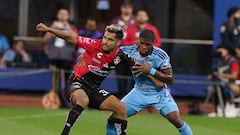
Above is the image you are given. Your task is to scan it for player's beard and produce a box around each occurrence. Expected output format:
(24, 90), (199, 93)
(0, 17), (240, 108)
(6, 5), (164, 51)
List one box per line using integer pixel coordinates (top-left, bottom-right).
(139, 47), (152, 57)
(102, 44), (114, 54)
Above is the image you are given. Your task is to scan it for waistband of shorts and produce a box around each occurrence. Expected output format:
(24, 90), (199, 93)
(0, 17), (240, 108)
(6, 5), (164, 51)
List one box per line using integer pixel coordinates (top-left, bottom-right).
(70, 73), (98, 89)
(134, 84), (167, 92)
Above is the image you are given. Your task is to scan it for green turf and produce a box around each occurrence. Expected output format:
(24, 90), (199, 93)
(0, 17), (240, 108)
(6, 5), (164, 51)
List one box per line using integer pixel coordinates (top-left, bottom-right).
(0, 107), (240, 135)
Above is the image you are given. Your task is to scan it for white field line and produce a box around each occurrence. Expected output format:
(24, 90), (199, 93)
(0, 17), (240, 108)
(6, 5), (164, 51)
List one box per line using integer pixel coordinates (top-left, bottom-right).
(0, 112), (66, 121)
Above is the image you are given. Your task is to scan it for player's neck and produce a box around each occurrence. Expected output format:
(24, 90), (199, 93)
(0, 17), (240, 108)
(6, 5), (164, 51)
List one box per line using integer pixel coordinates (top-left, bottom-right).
(138, 47), (153, 57)
(103, 47), (117, 55)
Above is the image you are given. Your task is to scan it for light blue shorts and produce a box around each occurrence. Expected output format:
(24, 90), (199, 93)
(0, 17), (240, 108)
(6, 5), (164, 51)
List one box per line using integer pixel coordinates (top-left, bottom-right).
(121, 87), (179, 117)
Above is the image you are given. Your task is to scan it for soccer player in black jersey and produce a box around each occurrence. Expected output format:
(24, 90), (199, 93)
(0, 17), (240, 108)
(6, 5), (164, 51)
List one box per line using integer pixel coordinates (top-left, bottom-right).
(36, 23), (135, 135)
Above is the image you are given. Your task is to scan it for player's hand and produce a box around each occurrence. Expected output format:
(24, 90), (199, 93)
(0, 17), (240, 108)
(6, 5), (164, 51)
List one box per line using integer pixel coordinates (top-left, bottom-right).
(36, 23), (50, 32)
(77, 55), (85, 66)
(132, 61), (151, 77)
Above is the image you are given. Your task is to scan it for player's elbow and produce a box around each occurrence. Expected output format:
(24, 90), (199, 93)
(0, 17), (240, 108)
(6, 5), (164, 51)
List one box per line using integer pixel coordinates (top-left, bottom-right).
(66, 34), (78, 45)
(168, 77), (174, 84)
(155, 82), (165, 88)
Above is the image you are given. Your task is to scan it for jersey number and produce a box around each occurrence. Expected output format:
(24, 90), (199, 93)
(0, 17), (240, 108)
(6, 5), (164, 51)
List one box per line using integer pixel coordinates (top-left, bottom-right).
(99, 89), (109, 96)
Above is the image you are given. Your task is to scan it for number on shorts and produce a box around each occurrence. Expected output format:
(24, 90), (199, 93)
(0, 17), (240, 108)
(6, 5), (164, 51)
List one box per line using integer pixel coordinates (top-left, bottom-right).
(99, 89), (109, 96)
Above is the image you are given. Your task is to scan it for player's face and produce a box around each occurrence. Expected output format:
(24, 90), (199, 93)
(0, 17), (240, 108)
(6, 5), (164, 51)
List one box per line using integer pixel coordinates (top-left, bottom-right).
(102, 31), (121, 54)
(138, 37), (153, 56)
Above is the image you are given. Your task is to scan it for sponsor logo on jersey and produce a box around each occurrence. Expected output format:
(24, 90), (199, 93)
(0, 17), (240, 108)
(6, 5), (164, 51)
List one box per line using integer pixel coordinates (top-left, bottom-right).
(103, 63), (109, 68)
(113, 56), (121, 65)
(92, 58), (101, 64)
(88, 65), (109, 77)
(78, 36), (97, 44)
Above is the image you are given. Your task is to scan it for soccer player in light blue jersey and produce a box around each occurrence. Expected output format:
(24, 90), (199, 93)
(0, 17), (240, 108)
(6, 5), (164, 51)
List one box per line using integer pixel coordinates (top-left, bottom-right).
(106, 29), (192, 135)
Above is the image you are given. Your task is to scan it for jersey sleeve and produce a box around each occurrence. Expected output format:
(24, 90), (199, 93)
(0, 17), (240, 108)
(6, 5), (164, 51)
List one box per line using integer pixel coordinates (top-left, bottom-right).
(120, 46), (129, 53)
(77, 36), (99, 50)
(156, 50), (172, 71)
(158, 58), (172, 71)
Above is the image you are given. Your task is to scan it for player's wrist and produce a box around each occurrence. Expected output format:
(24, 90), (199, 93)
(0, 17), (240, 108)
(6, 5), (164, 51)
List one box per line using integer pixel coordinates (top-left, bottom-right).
(149, 68), (157, 76)
(47, 27), (52, 32)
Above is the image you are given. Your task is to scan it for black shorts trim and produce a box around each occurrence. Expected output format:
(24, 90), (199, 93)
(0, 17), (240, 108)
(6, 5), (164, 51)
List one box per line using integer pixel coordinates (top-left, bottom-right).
(64, 74), (112, 109)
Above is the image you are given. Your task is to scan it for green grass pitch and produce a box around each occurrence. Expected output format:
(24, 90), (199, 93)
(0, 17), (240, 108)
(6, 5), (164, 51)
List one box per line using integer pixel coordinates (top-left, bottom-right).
(0, 107), (240, 135)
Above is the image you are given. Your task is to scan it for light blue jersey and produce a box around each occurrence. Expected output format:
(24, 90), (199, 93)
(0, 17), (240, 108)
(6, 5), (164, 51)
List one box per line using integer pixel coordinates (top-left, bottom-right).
(120, 45), (178, 117)
(106, 42), (192, 135)
(121, 45), (171, 92)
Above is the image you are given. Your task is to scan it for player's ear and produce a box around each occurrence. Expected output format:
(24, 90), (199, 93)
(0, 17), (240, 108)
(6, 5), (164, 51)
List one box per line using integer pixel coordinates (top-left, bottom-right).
(117, 39), (122, 46)
(137, 38), (140, 44)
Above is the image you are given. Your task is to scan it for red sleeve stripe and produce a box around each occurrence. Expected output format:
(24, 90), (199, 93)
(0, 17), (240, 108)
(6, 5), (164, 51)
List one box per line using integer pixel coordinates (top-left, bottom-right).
(71, 109), (81, 115)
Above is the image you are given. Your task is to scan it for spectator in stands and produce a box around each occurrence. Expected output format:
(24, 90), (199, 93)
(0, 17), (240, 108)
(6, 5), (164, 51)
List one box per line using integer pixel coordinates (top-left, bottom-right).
(122, 9), (161, 47)
(79, 16), (102, 39)
(208, 45), (240, 117)
(76, 16), (102, 61)
(43, 8), (78, 108)
(43, 8), (78, 70)
(110, 0), (136, 99)
(4, 40), (34, 68)
(220, 6), (240, 58)
(0, 31), (10, 68)
(110, 0), (136, 39)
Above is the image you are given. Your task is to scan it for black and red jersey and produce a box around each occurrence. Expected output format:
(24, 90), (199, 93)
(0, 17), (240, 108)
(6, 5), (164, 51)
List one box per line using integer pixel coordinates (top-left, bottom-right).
(73, 36), (134, 87)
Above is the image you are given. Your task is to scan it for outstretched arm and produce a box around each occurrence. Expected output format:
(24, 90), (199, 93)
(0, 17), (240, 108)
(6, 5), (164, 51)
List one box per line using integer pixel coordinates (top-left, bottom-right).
(36, 23), (78, 45)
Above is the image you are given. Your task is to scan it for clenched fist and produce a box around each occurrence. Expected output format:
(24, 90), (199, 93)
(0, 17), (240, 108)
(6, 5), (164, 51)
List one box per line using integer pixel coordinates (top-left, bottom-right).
(36, 23), (50, 32)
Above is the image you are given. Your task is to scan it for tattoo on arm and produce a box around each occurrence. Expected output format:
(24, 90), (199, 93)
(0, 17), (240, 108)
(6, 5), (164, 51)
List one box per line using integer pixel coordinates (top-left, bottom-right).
(154, 69), (174, 84)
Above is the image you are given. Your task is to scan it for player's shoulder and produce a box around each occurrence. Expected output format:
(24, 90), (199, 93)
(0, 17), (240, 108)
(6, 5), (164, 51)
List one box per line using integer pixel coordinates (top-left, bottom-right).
(152, 46), (169, 59)
(77, 36), (99, 44)
(120, 45), (138, 52)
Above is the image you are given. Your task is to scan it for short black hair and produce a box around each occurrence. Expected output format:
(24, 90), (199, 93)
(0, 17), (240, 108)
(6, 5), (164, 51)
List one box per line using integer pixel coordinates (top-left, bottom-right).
(227, 6), (239, 18)
(216, 44), (236, 56)
(86, 16), (97, 21)
(136, 8), (149, 16)
(139, 29), (155, 41)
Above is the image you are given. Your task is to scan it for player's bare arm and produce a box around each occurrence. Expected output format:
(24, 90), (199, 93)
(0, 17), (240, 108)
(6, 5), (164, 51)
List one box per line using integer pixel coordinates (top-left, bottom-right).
(132, 61), (174, 84)
(155, 68), (174, 84)
(36, 23), (78, 45)
(146, 74), (165, 88)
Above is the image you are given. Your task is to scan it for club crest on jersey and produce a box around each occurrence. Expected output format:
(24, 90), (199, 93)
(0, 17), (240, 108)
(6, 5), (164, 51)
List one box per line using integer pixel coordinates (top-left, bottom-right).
(113, 56), (121, 65)
(97, 52), (103, 58)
